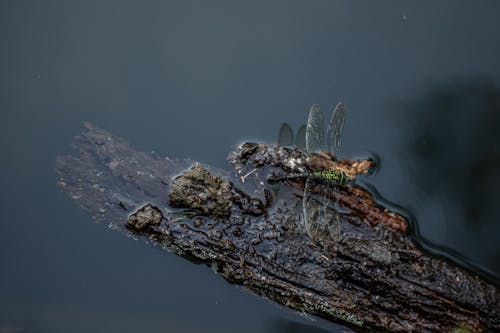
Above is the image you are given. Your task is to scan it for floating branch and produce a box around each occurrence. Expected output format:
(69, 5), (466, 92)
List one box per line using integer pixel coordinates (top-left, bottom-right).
(56, 124), (499, 332)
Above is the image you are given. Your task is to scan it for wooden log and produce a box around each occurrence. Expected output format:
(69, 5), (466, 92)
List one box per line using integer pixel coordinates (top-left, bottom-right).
(56, 123), (499, 332)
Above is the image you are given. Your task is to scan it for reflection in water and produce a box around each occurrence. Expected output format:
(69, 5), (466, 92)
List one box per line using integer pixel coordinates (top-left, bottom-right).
(401, 79), (500, 277)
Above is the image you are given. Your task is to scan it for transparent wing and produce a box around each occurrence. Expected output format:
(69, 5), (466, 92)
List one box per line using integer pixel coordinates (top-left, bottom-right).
(326, 102), (346, 156)
(303, 177), (321, 240)
(295, 124), (306, 151)
(328, 212), (341, 243)
(278, 123), (294, 147)
(324, 184), (341, 243)
(305, 104), (324, 153)
(303, 178), (342, 245)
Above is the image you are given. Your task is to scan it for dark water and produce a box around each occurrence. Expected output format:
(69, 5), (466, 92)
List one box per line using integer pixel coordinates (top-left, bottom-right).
(1, 1), (499, 332)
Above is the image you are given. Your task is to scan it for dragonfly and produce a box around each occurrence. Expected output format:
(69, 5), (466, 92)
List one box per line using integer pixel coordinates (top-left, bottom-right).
(275, 103), (349, 245)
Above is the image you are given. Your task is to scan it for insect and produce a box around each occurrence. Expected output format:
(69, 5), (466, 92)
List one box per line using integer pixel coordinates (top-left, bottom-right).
(275, 103), (349, 245)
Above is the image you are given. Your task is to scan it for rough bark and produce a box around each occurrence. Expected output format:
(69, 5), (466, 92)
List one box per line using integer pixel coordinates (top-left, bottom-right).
(56, 123), (499, 332)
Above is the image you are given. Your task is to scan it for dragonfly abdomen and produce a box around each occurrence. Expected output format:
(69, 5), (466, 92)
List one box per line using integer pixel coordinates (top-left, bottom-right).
(270, 170), (349, 186)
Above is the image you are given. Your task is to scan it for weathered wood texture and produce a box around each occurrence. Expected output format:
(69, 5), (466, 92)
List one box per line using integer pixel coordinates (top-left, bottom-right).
(56, 124), (499, 332)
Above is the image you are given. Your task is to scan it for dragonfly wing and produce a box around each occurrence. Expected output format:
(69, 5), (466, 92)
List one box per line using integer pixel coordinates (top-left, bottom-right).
(303, 178), (342, 245)
(305, 104), (324, 153)
(295, 124), (306, 151)
(303, 177), (321, 240)
(321, 182), (342, 244)
(278, 123), (294, 147)
(326, 102), (346, 156)
(325, 196), (341, 243)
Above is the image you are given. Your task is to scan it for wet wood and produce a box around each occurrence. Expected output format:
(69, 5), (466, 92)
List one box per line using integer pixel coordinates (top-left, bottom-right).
(56, 123), (499, 332)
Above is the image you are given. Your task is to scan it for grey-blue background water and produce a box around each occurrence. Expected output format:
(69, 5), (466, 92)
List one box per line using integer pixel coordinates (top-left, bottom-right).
(1, 1), (499, 332)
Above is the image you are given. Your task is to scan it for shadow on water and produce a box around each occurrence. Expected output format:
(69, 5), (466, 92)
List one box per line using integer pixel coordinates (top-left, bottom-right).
(395, 79), (500, 282)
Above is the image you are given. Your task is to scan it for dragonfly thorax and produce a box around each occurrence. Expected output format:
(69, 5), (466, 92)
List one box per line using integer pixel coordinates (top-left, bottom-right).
(311, 169), (349, 186)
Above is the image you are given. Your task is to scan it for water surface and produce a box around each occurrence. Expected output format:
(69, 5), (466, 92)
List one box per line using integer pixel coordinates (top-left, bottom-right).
(1, 1), (499, 332)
